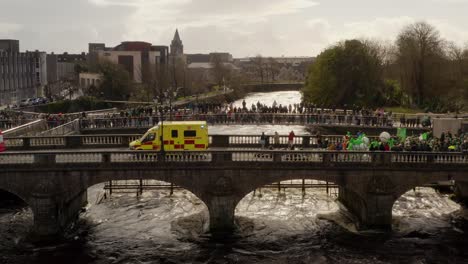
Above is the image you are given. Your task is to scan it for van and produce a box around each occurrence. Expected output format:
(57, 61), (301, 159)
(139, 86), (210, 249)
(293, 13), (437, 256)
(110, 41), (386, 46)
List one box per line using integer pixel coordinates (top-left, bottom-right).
(129, 121), (208, 151)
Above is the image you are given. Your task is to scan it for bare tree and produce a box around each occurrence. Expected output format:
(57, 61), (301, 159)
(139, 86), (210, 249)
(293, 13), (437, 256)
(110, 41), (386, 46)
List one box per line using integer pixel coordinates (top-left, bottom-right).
(396, 21), (445, 106)
(265, 57), (280, 83)
(251, 55), (265, 83)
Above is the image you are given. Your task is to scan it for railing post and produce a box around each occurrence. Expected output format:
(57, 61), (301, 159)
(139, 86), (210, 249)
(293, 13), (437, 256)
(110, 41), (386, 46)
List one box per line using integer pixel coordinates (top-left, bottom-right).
(65, 136), (82, 148)
(23, 137), (31, 150)
(426, 153), (434, 164)
(121, 135), (130, 147)
(322, 152), (331, 166)
(212, 152), (231, 162)
(273, 152), (282, 162)
(34, 154), (56, 165)
(372, 152), (391, 166)
(302, 136), (310, 148)
(211, 135), (229, 148)
(102, 153), (111, 163)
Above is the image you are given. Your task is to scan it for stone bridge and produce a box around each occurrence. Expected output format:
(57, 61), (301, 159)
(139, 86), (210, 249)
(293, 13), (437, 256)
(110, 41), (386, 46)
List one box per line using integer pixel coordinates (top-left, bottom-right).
(0, 150), (467, 240)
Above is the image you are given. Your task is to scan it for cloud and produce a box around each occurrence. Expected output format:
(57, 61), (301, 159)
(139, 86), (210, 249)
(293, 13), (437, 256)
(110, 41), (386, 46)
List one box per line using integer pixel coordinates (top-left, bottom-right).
(87, 0), (143, 6)
(2, 0), (468, 56)
(0, 22), (22, 35)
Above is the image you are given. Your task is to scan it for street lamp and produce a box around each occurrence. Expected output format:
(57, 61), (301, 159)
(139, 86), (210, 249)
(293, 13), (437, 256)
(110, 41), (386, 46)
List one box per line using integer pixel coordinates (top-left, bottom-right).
(155, 86), (180, 159)
(164, 86), (180, 121)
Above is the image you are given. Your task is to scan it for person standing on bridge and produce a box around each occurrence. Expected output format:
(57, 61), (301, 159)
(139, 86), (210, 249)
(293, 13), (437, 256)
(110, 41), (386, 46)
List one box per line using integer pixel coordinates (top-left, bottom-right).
(274, 131), (280, 148)
(288, 130), (295, 149)
(260, 132), (266, 149)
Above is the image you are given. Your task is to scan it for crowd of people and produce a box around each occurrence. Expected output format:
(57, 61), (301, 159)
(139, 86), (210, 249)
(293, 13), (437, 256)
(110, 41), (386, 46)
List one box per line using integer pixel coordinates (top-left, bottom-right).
(0, 109), (77, 130)
(76, 101), (436, 129)
(321, 130), (468, 153)
(0, 110), (32, 130)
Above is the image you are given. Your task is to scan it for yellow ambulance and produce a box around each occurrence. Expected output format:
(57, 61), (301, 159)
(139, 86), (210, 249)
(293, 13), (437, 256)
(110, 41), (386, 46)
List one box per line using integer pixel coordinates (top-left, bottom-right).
(129, 121), (209, 151)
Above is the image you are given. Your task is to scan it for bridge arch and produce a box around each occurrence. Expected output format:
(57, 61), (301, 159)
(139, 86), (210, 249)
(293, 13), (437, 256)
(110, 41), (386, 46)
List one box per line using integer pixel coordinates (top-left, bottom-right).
(235, 177), (341, 228)
(392, 186), (461, 232)
(0, 188), (34, 244)
(82, 171), (214, 233)
(84, 179), (210, 238)
(0, 187), (31, 207)
(229, 171), (349, 232)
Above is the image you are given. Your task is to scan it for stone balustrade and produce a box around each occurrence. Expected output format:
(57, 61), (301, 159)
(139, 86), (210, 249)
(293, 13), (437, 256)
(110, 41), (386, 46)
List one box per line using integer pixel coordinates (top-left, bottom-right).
(1, 150), (466, 166)
(3, 134), (381, 150)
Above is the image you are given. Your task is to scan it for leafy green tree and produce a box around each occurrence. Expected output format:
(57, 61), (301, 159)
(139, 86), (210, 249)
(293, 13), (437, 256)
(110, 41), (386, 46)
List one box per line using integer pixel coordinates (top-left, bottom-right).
(303, 39), (385, 107)
(97, 61), (133, 100)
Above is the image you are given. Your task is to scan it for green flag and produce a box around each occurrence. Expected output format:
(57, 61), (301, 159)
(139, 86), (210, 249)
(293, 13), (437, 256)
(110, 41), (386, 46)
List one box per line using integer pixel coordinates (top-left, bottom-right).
(397, 128), (407, 141)
(422, 132), (428, 141)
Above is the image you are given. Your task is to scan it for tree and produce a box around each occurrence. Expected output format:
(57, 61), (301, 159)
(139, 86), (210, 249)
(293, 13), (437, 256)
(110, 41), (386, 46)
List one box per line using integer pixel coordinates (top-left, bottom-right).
(169, 56), (187, 96)
(210, 53), (231, 87)
(97, 61), (133, 100)
(251, 55), (265, 83)
(138, 62), (171, 101)
(265, 57), (280, 82)
(395, 22), (445, 106)
(303, 39), (385, 107)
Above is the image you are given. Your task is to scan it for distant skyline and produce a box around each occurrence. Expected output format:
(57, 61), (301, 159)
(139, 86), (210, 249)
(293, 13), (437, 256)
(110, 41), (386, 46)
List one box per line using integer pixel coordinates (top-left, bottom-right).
(1, 0), (468, 57)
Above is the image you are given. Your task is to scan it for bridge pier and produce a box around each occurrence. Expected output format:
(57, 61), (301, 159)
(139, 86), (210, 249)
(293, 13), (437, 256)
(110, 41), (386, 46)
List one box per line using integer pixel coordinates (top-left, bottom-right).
(205, 195), (238, 235)
(455, 181), (468, 205)
(31, 189), (87, 239)
(339, 188), (394, 231)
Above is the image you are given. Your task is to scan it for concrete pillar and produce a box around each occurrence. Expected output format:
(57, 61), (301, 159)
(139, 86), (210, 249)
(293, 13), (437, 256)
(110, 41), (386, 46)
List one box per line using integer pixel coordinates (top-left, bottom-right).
(339, 188), (394, 231)
(455, 181), (468, 205)
(206, 195), (237, 235)
(31, 194), (61, 237)
(31, 189), (87, 239)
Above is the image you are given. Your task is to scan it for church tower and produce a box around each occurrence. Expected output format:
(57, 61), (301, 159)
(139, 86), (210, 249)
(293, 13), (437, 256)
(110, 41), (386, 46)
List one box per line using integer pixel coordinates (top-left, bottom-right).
(170, 29), (184, 56)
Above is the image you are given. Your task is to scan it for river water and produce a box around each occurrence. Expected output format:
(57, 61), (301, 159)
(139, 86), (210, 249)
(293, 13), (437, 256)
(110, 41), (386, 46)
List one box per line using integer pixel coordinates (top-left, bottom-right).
(1, 91), (468, 263)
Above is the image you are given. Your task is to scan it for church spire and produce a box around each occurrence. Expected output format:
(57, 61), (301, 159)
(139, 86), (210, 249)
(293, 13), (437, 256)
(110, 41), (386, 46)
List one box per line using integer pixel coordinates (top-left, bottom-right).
(173, 29), (181, 42)
(170, 28), (183, 56)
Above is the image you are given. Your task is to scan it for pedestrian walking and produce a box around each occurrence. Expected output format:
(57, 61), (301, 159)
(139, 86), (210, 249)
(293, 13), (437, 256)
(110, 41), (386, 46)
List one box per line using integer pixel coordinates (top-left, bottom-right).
(288, 130), (295, 149)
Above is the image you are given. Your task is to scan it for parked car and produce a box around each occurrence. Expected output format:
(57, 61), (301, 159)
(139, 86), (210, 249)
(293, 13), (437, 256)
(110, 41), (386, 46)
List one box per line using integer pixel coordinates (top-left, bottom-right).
(19, 98), (33, 107)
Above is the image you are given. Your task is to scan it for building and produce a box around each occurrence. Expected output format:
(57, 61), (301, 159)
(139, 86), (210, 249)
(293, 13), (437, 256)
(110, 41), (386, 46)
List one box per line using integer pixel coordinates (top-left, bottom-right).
(79, 72), (102, 91)
(187, 52), (233, 64)
(170, 29), (184, 57)
(90, 41), (169, 83)
(0, 40), (48, 105)
(57, 52), (86, 81)
(0, 40), (19, 53)
(185, 52), (236, 83)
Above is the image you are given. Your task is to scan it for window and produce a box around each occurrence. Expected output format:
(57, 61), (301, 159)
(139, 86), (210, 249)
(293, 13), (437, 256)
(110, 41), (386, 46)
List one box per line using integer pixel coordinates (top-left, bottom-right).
(143, 133), (155, 142)
(184, 130), (196, 137)
(171, 130), (178, 138)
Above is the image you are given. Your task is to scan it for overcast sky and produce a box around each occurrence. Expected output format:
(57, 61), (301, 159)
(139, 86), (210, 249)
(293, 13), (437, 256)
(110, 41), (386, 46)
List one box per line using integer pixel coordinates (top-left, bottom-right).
(1, 0), (468, 57)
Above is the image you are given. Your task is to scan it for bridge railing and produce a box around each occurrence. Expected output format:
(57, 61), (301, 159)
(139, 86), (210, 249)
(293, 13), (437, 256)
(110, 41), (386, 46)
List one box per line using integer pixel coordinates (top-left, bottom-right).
(0, 118), (39, 130)
(1, 150), (467, 166)
(38, 118), (81, 136)
(3, 134), (380, 150)
(78, 113), (437, 129)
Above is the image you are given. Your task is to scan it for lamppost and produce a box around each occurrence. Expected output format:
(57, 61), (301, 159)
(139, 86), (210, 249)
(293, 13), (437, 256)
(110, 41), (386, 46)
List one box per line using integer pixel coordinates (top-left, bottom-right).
(154, 87), (166, 159)
(154, 86), (180, 159)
